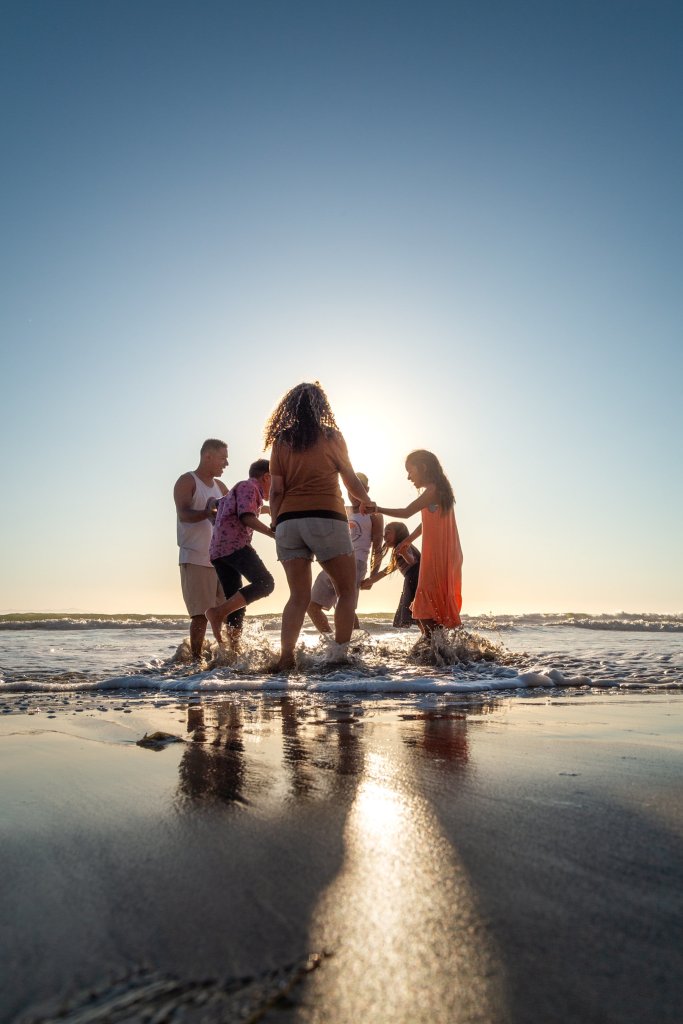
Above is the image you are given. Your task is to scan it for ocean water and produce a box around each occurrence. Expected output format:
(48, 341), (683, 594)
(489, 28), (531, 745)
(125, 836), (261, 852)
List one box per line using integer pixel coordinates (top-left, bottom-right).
(0, 612), (681, 710)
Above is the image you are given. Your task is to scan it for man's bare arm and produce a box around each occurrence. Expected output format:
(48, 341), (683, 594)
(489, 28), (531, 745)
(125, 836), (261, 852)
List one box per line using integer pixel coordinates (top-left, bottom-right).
(173, 473), (216, 523)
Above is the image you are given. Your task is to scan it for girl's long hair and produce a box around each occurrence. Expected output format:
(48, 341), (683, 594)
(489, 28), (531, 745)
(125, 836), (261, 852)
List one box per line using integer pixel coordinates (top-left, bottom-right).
(383, 521), (410, 573)
(264, 381), (339, 452)
(406, 449), (455, 513)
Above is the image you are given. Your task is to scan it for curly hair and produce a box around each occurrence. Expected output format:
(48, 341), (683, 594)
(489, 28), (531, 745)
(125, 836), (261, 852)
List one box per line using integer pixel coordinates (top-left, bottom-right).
(264, 381), (340, 452)
(406, 449), (455, 513)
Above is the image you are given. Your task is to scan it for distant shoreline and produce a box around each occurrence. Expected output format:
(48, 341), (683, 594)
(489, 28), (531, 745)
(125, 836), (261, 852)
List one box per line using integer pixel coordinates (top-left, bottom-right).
(2, 609), (681, 620)
(1, 610), (682, 633)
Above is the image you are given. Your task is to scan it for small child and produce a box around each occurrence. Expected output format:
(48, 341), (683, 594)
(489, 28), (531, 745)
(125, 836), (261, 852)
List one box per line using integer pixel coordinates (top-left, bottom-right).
(360, 522), (421, 627)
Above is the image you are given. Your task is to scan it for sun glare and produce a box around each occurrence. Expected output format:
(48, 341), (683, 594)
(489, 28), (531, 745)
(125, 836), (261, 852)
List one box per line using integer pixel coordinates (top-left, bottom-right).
(334, 406), (406, 499)
(304, 744), (498, 1020)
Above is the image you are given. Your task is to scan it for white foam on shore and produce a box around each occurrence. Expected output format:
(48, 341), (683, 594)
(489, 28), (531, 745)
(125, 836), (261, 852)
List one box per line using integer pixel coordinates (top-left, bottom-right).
(1, 666), (681, 698)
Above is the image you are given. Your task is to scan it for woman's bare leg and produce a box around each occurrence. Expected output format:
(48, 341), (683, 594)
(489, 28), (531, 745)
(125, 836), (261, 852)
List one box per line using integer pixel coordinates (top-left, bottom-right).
(279, 558), (313, 669)
(321, 553), (358, 646)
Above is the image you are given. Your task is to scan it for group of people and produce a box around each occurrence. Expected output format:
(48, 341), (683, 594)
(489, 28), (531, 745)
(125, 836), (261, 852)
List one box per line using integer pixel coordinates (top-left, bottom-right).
(173, 382), (463, 671)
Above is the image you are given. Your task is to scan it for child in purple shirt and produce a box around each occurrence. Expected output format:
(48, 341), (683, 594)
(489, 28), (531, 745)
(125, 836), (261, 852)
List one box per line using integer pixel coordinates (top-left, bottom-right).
(206, 460), (275, 647)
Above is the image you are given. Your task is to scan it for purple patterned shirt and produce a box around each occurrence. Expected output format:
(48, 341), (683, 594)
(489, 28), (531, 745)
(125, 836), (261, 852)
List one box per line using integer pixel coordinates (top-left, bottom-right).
(209, 478), (264, 560)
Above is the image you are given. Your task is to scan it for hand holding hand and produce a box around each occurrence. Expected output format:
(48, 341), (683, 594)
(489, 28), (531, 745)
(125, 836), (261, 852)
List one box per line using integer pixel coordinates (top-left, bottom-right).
(360, 579), (373, 590)
(205, 497), (219, 519)
(360, 501), (377, 514)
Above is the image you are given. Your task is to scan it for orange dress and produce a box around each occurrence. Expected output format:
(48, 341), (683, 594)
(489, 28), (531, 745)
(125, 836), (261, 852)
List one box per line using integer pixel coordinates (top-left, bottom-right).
(411, 504), (463, 627)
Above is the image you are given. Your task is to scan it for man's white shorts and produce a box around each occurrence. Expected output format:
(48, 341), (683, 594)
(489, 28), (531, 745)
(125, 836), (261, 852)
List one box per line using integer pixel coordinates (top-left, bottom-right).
(179, 563), (225, 617)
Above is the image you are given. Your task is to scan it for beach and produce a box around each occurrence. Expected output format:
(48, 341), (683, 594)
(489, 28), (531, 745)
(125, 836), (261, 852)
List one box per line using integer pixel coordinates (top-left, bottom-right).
(4, 1), (682, 1020)
(1, 679), (682, 1023)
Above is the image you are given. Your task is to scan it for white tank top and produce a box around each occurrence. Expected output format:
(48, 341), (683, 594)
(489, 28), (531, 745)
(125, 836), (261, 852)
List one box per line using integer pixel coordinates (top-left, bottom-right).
(177, 473), (224, 567)
(348, 510), (373, 564)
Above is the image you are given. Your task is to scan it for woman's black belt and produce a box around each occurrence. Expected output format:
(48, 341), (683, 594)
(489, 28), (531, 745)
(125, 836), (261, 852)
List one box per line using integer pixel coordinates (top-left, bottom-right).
(275, 509), (348, 526)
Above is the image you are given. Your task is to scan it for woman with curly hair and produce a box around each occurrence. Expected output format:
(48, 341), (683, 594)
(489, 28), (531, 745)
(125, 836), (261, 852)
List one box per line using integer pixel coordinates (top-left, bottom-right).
(369, 450), (463, 635)
(265, 381), (372, 670)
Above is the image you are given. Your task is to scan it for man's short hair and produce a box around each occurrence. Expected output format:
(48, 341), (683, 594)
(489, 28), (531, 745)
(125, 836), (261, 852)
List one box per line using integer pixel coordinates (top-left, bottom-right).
(249, 459), (270, 478)
(200, 438), (227, 456)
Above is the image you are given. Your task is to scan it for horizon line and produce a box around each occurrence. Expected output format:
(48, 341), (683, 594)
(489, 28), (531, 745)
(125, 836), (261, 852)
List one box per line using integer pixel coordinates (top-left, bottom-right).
(1, 609), (681, 619)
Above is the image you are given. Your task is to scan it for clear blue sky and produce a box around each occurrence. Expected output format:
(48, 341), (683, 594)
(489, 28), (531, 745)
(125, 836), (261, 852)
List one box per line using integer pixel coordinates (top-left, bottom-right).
(1, 0), (681, 614)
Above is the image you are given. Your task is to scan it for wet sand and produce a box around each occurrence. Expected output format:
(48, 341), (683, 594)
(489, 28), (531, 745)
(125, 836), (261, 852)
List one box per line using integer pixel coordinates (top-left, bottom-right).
(1, 691), (681, 1023)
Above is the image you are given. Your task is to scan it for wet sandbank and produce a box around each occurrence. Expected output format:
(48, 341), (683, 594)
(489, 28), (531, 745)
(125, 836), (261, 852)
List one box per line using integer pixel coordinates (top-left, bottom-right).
(1, 692), (681, 1023)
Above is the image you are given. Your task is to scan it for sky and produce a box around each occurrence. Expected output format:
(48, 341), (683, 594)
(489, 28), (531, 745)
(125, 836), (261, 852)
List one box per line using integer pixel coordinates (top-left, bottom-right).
(1, 0), (681, 616)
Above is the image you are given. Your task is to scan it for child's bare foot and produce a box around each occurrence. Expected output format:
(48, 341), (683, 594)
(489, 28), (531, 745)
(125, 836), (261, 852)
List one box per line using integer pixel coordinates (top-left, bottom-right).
(205, 606), (225, 644)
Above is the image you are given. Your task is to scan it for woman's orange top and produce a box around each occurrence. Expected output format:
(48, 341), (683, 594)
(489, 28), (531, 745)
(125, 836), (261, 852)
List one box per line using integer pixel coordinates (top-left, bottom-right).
(411, 504), (463, 627)
(270, 431), (349, 519)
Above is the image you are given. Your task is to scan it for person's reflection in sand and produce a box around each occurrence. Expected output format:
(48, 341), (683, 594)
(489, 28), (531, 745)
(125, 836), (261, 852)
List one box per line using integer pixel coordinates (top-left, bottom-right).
(421, 711), (470, 766)
(176, 699), (247, 806)
(327, 701), (363, 780)
(403, 710), (470, 773)
(279, 695), (316, 798)
(404, 700), (502, 772)
(278, 697), (365, 801)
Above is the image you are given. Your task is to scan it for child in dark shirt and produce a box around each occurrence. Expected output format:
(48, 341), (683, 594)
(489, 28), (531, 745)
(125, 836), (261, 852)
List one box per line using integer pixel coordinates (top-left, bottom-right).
(360, 522), (421, 627)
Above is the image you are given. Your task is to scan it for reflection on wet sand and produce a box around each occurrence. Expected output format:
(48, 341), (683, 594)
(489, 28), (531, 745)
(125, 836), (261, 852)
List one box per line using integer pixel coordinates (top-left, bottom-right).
(403, 710), (471, 767)
(279, 695), (316, 798)
(301, 720), (503, 1023)
(175, 696), (366, 809)
(176, 700), (248, 805)
(171, 695), (502, 1021)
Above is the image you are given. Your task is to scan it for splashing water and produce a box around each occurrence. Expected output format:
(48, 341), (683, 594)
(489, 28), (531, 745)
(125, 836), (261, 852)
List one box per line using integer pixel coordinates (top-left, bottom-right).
(0, 614), (680, 702)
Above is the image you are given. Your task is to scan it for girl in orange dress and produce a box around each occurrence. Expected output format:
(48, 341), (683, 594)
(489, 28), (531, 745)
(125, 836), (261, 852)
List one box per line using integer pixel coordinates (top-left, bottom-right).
(372, 450), (463, 635)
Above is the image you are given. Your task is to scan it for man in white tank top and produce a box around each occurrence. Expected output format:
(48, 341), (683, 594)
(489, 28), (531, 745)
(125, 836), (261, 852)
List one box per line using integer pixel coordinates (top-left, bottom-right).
(174, 439), (229, 658)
